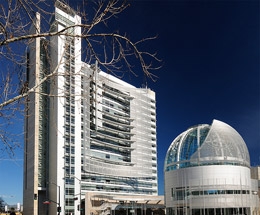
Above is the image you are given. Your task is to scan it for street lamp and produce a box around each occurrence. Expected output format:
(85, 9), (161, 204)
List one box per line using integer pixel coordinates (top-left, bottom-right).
(47, 182), (61, 215)
(69, 175), (82, 215)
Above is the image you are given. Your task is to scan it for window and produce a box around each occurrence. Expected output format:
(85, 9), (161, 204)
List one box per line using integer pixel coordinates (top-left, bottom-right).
(71, 117), (75, 124)
(71, 146), (75, 154)
(65, 126), (70, 133)
(65, 156), (70, 164)
(65, 178), (74, 185)
(71, 167), (75, 175)
(71, 126), (75, 134)
(65, 116), (70, 123)
(65, 198), (75, 206)
(65, 167), (70, 175)
(65, 136), (70, 143)
(71, 157), (75, 164)
(66, 106), (70, 113)
(65, 146), (70, 154)
(71, 106), (75, 114)
(65, 188), (74, 195)
(71, 136), (75, 144)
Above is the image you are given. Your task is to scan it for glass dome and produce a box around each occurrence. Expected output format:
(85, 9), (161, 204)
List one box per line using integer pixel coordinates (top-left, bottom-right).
(164, 120), (250, 171)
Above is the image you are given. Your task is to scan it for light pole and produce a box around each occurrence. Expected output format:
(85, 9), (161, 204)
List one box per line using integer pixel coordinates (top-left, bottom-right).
(47, 182), (61, 215)
(70, 175), (82, 215)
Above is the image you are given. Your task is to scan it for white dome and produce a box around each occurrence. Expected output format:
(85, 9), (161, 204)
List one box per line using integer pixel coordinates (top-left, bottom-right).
(164, 120), (250, 171)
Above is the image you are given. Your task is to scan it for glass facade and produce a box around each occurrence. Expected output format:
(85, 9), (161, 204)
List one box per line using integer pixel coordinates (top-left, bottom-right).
(165, 120), (250, 171)
(38, 39), (49, 188)
(63, 36), (76, 213)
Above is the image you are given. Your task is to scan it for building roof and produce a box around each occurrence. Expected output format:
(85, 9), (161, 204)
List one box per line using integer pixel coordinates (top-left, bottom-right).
(164, 119), (250, 171)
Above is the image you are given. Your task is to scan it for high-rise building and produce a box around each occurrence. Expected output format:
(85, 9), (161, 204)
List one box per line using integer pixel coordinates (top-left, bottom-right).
(23, 2), (158, 215)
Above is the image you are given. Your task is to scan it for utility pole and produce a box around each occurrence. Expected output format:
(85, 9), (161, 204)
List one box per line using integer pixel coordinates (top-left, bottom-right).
(47, 182), (61, 215)
(70, 175), (82, 215)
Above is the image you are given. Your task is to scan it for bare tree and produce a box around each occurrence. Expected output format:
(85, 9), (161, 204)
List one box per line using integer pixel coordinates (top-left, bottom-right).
(0, 0), (160, 156)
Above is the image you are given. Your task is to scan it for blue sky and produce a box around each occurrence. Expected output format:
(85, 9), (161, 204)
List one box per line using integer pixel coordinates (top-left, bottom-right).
(115, 0), (260, 194)
(0, 157), (23, 205)
(0, 0), (259, 204)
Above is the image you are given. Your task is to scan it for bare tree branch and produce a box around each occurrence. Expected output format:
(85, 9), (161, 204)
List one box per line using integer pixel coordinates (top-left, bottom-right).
(0, 0), (161, 157)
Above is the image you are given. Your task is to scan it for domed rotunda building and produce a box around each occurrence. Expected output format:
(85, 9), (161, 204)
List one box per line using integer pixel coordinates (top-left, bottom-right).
(164, 120), (259, 215)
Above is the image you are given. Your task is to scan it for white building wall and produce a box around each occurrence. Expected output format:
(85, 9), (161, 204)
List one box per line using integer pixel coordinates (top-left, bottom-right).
(73, 21), (82, 215)
(49, 31), (63, 214)
(48, 3), (82, 215)
(165, 165), (259, 214)
(80, 69), (158, 196)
